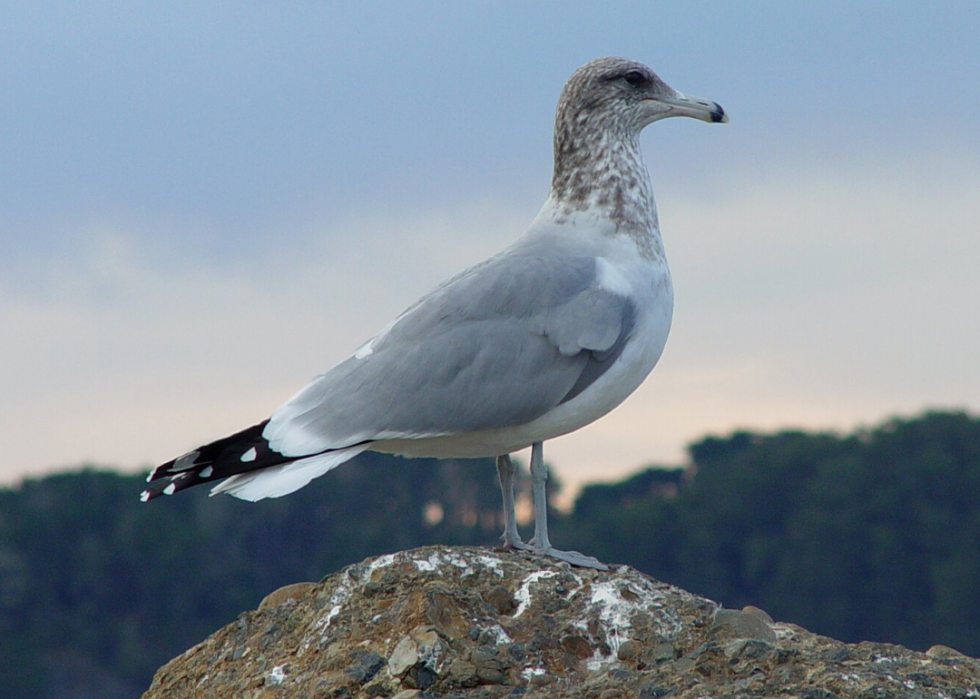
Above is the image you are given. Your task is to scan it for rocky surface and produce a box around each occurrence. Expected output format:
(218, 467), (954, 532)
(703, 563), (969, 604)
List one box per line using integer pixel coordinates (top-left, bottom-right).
(142, 546), (980, 699)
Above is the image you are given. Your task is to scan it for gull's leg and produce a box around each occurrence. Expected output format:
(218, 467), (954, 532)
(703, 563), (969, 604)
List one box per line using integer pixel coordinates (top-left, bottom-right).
(496, 454), (529, 550)
(528, 442), (552, 549)
(527, 441), (609, 570)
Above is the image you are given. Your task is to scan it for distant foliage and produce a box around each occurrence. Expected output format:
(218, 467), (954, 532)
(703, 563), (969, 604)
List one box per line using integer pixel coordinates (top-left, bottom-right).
(1, 411), (979, 699)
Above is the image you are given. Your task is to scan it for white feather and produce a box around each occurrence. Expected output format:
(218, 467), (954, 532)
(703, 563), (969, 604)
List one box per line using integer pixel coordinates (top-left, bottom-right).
(209, 445), (369, 501)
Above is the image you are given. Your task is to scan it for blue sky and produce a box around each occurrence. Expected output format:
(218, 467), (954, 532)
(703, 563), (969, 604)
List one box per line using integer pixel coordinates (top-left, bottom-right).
(2, 2), (979, 495)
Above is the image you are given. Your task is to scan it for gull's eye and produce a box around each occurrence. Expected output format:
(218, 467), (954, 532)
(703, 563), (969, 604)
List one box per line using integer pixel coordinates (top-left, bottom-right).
(623, 70), (646, 88)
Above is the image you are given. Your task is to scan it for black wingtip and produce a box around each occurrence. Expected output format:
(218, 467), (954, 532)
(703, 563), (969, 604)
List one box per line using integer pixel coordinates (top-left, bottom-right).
(140, 469), (204, 501)
(141, 419), (292, 503)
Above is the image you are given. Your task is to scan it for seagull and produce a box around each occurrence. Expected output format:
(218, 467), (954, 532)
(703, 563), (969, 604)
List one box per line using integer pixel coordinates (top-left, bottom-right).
(142, 56), (727, 570)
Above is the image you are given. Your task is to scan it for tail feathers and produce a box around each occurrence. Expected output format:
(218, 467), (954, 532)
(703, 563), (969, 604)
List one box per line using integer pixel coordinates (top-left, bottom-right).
(208, 444), (369, 501)
(141, 420), (371, 502)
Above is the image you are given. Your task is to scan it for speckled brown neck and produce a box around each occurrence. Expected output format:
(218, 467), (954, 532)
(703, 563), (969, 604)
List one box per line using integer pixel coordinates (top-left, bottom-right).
(548, 75), (661, 259)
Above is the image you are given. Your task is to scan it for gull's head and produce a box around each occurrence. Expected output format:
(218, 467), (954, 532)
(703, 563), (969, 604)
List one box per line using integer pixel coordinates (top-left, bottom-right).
(549, 57), (727, 226)
(558, 57), (728, 135)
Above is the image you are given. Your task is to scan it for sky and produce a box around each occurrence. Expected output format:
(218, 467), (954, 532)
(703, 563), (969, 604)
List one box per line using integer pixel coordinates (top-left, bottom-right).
(2, 1), (979, 498)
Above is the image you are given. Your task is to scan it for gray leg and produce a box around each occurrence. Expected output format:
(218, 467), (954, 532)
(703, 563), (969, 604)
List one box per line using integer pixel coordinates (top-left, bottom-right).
(528, 442), (552, 549)
(526, 441), (608, 570)
(495, 454), (528, 549)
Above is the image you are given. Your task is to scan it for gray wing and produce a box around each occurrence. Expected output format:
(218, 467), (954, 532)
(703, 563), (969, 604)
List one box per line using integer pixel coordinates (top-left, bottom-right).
(264, 248), (635, 456)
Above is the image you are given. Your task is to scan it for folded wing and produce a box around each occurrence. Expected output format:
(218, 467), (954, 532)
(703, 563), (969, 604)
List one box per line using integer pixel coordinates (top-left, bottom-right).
(264, 249), (636, 456)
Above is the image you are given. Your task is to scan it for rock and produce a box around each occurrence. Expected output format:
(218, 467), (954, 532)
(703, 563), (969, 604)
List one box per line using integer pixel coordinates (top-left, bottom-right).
(391, 691), (435, 699)
(344, 649), (385, 684)
(140, 545), (980, 699)
(257, 581), (317, 611)
(710, 606), (779, 643)
(388, 635), (420, 677)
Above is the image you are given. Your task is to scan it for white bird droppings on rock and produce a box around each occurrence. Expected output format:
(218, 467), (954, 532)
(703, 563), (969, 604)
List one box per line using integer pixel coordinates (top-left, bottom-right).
(512, 570), (559, 618)
(266, 665), (285, 686)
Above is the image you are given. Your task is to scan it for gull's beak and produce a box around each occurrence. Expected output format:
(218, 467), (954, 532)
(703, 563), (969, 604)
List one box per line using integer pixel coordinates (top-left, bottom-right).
(657, 91), (729, 124)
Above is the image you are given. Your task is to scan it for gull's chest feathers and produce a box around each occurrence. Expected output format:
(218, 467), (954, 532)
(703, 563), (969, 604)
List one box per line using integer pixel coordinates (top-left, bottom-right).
(508, 208), (675, 437)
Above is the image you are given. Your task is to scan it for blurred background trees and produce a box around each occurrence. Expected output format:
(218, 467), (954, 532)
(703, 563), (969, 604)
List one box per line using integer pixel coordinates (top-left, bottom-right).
(2, 411), (979, 698)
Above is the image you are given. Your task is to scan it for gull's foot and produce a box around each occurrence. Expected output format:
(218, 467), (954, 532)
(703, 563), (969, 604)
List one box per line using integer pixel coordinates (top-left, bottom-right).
(497, 534), (608, 569)
(537, 546), (609, 570)
(500, 532), (533, 552)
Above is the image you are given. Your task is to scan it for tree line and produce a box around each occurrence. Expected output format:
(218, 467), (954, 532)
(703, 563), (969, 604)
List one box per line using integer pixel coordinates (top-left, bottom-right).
(1, 410), (978, 698)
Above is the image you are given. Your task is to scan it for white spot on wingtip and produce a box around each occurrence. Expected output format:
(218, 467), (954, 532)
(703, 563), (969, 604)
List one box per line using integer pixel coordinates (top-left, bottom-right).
(140, 490), (150, 502)
(199, 465), (213, 478)
(164, 483), (177, 496)
(241, 447), (257, 462)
